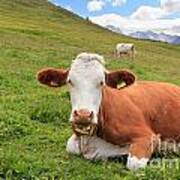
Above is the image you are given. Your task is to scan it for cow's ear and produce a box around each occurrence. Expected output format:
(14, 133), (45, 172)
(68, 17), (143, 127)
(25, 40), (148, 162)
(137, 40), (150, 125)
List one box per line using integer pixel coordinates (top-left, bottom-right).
(105, 70), (136, 88)
(37, 68), (69, 87)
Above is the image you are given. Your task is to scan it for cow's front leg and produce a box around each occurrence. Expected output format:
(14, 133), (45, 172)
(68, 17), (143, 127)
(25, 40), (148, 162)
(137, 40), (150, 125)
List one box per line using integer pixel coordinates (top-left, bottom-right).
(127, 135), (159, 170)
(66, 134), (81, 155)
(80, 136), (129, 160)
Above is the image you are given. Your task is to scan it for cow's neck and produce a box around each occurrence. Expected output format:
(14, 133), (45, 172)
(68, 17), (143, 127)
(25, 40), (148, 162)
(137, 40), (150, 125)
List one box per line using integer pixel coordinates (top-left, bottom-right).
(97, 86), (130, 144)
(97, 86), (115, 138)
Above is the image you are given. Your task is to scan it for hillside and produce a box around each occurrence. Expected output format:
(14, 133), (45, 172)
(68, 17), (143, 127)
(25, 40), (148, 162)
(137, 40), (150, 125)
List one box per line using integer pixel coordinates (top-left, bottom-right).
(0, 0), (180, 179)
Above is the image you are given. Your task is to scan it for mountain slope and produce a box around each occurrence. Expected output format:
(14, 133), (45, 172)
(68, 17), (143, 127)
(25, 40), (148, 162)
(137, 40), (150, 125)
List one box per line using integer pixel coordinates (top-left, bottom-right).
(0, 0), (180, 179)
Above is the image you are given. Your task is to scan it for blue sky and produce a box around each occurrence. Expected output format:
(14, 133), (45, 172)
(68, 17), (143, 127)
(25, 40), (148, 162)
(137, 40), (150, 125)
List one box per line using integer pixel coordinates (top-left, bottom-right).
(50, 0), (162, 17)
(49, 0), (180, 35)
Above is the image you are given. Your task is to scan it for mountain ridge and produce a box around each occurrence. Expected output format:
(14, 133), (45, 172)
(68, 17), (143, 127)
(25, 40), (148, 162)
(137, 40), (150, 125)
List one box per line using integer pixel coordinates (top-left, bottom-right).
(130, 30), (180, 45)
(105, 25), (180, 45)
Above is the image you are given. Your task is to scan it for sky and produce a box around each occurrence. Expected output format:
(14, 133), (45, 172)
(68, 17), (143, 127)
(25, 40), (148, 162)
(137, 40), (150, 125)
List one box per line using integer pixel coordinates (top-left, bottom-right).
(49, 0), (180, 35)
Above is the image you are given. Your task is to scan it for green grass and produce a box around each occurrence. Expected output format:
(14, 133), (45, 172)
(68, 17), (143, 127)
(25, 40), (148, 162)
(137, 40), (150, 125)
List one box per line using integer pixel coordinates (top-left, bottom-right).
(0, 0), (180, 179)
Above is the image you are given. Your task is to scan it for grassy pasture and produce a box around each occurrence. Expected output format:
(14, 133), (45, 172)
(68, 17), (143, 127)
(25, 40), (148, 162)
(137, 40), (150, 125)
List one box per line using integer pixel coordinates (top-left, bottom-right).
(0, 0), (180, 179)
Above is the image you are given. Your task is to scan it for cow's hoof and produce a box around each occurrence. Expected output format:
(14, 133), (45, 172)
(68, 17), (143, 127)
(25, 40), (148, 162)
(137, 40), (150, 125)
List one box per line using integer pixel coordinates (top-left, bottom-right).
(126, 154), (149, 170)
(66, 134), (81, 155)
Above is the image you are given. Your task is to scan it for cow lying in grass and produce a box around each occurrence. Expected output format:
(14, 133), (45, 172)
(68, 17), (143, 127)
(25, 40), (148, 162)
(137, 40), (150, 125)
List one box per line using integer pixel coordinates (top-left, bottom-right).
(37, 53), (180, 170)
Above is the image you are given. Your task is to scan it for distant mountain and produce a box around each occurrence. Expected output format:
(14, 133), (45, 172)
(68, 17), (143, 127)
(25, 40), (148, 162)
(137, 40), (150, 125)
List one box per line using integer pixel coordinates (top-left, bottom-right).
(106, 25), (122, 34)
(129, 31), (180, 45)
(105, 25), (180, 45)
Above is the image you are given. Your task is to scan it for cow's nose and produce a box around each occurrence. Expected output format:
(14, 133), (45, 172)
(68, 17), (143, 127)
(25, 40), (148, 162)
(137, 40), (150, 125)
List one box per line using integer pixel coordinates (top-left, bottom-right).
(73, 109), (93, 124)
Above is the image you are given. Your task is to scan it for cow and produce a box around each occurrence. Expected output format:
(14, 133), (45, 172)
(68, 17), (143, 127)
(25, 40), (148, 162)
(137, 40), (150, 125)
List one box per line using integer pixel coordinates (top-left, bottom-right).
(115, 43), (135, 59)
(37, 52), (180, 170)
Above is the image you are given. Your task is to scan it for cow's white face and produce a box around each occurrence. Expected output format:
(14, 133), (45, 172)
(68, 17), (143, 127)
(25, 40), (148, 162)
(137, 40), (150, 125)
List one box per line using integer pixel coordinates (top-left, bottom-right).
(37, 52), (135, 135)
(68, 53), (106, 124)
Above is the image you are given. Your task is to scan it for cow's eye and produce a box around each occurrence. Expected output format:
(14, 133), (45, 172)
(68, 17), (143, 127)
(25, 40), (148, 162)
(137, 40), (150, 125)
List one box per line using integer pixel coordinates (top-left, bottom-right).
(100, 81), (104, 86)
(68, 79), (73, 86)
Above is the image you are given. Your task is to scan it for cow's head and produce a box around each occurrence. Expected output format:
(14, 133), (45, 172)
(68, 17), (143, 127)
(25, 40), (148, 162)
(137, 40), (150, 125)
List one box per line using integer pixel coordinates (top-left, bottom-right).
(37, 53), (135, 135)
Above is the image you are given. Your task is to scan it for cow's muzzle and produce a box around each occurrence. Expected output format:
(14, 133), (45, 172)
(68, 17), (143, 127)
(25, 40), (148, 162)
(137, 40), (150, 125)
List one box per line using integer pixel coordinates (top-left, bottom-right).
(72, 109), (97, 136)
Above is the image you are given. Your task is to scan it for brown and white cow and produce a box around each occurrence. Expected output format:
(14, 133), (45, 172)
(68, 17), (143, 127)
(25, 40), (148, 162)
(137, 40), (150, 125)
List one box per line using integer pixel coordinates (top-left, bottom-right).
(37, 53), (180, 170)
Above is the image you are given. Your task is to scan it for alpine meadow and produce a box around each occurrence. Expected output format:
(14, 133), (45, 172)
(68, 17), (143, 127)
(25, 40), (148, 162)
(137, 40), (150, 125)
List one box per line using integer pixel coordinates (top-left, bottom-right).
(0, 0), (180, 179)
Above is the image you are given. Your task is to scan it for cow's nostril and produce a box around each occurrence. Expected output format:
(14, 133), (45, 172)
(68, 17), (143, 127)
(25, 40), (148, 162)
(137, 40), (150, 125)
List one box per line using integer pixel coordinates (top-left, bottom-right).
(90, 111), (94, 118)
(74, 110), (78, 115)
(73, 109), (94, 120)
(73, 110), (78, 117)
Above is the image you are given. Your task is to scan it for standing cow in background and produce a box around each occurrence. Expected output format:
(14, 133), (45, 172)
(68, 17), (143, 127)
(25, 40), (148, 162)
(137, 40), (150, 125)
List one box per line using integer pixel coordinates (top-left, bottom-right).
(115, 43), (135, 59)
(37, 53), (180, 170)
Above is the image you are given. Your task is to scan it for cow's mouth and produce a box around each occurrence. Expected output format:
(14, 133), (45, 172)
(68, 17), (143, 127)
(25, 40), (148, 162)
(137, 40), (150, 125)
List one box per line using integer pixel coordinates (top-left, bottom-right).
(72, 122), (97, 136)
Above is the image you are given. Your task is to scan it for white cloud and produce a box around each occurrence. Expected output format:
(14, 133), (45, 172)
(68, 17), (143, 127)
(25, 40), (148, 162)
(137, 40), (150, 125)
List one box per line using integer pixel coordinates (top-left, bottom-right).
(87, 0), (127, 12)
(87, 0), (106, 12)
(161, 0), (180, 13)
(90, 1), (180, 36)
(90, 13), (180, 35)
(111, 0), (127, 7)
(48, 1), (73, 12)
(49, 0), (60, 6)
(64, 5), (73, 12)
(90, 14), (127, 27)
(164, 25), (180, 35)
(130, 6), (167, 20)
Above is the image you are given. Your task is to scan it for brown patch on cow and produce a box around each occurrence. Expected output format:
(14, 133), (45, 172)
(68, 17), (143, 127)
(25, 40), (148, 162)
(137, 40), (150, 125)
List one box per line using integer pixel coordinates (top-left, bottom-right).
(97, 83), (180, 159)
(129, 135), (160, 159)
(105, 70), (136, 88)
(37, 68), (69, 87)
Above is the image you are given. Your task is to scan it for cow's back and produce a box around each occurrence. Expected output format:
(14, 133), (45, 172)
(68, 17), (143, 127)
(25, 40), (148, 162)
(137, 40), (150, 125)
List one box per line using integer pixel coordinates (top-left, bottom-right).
(116, 43), (133, 52)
